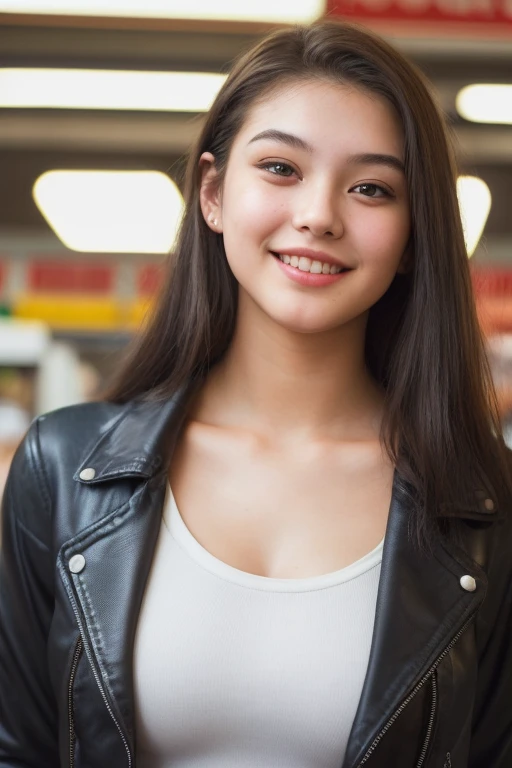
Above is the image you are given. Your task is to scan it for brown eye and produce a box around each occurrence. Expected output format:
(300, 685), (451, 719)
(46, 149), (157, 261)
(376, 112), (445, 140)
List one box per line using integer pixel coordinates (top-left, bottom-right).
(352, 183), (389, 198)
(261, 162), (295, 177)
(360, 184), (378, 196)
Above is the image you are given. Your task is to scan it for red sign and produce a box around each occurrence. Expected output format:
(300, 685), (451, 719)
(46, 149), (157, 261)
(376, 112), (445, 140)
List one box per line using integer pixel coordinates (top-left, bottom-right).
(471, 267), (512, 297)
(29, 261), (114, 293)
(138, 264), (164, 296)
(326, 0), (512, 34)
(471, 268), (512, 334)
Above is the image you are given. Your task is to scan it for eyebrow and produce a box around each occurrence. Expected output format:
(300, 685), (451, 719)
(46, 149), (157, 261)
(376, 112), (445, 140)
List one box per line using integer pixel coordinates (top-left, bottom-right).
(347, 152), (405, 175)
(247, 129), (405, 174)
(247, 129), (313, 153)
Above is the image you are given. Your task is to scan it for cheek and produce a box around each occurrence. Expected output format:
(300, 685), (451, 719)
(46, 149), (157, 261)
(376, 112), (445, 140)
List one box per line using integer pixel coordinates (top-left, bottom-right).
(222, 176), (286, 240)
(357, 209), (410, 269)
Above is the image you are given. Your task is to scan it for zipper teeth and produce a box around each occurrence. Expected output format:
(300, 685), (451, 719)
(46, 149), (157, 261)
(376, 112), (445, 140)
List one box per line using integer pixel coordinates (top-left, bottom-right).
(67, 585), (133, 768)
(68, 636), (83, 768)
(357, 612), (475, 766)
(415, 671), (437, 768)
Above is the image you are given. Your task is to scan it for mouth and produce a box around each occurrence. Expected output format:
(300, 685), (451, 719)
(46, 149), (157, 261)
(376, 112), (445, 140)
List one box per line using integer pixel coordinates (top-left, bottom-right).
(270, 251), (350, 275)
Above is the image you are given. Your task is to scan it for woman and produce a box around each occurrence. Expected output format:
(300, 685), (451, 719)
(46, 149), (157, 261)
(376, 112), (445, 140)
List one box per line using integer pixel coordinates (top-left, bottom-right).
(1, 20), (511, 768)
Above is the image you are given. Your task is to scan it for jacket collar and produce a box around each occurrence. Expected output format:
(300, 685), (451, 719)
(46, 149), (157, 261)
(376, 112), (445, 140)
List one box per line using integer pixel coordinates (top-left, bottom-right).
(73, 382), (201, 484)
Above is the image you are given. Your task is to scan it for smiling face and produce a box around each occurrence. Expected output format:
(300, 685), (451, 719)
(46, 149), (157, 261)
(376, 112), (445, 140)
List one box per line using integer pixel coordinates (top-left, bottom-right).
(200, 78), (411, 335)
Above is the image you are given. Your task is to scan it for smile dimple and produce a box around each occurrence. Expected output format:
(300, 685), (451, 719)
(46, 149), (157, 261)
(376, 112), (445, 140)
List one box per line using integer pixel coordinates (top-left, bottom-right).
(273, 252), (346, 275)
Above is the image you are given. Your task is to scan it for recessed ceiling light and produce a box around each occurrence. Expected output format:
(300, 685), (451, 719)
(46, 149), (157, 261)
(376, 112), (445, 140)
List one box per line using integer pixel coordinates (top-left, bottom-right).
(0, 69), (227, 112)
(33, 170), (184, 254)
(0, 0), (325, 22)
(456, 175), (492, 257)
(456, 84), (512, 125)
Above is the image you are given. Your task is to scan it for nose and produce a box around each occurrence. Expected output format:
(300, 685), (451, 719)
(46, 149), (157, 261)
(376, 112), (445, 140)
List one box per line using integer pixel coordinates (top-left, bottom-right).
(291, 180), (344, 239)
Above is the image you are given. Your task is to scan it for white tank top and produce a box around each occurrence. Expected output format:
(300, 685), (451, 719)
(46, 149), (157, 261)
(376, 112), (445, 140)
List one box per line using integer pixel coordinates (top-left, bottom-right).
(133, 487), (384, 767)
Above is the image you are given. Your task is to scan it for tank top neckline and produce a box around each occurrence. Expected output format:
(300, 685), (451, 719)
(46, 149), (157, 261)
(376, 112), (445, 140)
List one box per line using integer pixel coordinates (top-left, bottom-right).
(162, 485), (385, 593)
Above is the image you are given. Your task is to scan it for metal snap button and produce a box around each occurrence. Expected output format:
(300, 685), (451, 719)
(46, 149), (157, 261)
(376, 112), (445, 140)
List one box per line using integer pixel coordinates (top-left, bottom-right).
(69, 554), (86, 574)
(460, 574), (476, 592)
(484, 498), (495, 511)
(79, 467), (96, 481)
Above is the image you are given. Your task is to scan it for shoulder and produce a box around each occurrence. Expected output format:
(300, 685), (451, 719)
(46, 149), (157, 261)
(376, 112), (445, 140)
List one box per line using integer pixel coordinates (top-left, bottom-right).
(7, 400), (132, 499)
(35, 400), (140, 483)
(2, 400), (134, 541)
(36, 400), (129, 455)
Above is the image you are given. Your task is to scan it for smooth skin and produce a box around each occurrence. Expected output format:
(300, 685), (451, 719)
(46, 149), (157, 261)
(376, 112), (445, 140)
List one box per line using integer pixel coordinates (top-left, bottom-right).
(169, 79), (411, 579)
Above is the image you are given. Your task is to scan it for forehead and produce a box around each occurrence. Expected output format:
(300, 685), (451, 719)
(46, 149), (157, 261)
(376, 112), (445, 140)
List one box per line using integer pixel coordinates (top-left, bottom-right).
(235, 79), (405, 159)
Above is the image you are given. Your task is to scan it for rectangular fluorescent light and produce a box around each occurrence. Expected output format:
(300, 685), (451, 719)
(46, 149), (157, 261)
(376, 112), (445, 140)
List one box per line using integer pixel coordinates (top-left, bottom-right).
(33, 170), (185, 253)
(0, 68), (227, 111)
(456, 85), (512, 125)
(0, 0), (325, 23)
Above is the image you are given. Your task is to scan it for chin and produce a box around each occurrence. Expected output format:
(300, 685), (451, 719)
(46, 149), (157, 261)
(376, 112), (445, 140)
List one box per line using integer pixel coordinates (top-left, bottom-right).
(269, 310), (343, 336)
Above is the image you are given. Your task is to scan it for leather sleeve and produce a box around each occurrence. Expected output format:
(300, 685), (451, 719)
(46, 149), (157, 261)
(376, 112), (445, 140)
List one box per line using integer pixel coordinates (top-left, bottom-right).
(469, 520), (512, 768)
(0, 418), (59, 766)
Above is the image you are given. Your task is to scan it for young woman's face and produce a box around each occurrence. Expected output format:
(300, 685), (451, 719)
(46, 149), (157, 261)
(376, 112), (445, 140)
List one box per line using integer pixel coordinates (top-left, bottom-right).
(202, 78), (411, 335)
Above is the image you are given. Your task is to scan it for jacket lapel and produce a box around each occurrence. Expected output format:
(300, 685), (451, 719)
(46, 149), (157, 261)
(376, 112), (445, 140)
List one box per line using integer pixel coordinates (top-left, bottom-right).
(61, 385), (200, 756)
(341, 472), (489, 768)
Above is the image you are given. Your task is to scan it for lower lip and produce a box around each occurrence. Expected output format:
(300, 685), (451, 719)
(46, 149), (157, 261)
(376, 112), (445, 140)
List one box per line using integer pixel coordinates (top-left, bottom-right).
(272, 254), (350, 287)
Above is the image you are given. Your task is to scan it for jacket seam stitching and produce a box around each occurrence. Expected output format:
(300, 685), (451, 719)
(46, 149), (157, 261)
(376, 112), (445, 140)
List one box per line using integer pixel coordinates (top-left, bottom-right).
(32, 416), (53, 515)
(58, 557), (131, 759)
(76, 573), (108, 673)
(61, 491), (143, 557)
(97, 462), (155, 477)
(14, 515), (51, 551)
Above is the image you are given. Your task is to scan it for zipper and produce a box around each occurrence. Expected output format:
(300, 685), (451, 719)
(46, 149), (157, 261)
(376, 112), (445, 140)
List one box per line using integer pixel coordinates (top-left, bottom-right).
(356, 612), (476, 767)
(68, 635), (83, 768)
(415, 671), (437, 768)
(66, 579), (133, 767)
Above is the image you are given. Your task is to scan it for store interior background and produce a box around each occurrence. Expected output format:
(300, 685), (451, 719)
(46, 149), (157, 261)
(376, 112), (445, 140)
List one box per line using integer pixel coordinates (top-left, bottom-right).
(0, 0), (512, 491)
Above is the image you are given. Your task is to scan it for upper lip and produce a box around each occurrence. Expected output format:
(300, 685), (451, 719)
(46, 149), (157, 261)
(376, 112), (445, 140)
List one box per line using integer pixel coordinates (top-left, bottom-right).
(271, 248), (351, 269)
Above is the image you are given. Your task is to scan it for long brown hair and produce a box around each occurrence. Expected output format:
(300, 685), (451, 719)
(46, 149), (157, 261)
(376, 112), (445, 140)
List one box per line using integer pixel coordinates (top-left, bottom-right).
(107, 20), (512, 546)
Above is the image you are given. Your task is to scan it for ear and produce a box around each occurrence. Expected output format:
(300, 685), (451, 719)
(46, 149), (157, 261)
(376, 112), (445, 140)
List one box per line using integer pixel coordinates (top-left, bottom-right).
(199, 151), (222, 233)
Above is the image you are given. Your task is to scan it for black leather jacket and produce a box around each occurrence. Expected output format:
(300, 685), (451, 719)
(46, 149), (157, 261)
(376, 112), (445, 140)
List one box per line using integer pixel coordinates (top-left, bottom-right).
(1, 384), (511, 768)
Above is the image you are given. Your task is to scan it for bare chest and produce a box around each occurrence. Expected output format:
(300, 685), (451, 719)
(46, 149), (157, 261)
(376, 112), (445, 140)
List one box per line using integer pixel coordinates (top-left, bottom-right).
(169, 425), (393, 579)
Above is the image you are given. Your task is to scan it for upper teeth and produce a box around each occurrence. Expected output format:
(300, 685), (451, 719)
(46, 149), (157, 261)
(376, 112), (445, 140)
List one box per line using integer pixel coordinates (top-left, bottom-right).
(278, 254), (344, 274)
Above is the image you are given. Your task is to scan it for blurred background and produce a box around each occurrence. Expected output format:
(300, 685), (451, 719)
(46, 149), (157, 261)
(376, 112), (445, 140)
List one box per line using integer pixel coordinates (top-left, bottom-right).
(0, 0), (511, 490)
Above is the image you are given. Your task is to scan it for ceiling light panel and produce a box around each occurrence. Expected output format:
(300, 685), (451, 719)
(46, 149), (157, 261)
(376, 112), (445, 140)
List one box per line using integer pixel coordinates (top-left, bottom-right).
(456, 175), (492, 257)
(0, 0), (325, 22)
(0, 69), (227, 112)
(456, 85), (512, 125)
(33, 170), (184, 254)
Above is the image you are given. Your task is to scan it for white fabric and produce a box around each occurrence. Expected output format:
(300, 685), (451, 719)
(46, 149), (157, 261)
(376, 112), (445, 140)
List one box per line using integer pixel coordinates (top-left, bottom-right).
(133, 486), (384, 768)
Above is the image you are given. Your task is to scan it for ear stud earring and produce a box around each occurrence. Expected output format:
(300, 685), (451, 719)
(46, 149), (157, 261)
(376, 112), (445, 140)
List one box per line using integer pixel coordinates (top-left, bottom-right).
(208, 214), (218, 227)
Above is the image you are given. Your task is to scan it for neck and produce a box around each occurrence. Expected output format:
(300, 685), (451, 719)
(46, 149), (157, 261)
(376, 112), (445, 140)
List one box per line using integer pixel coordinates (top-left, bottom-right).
(194, 294), (386, 443)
